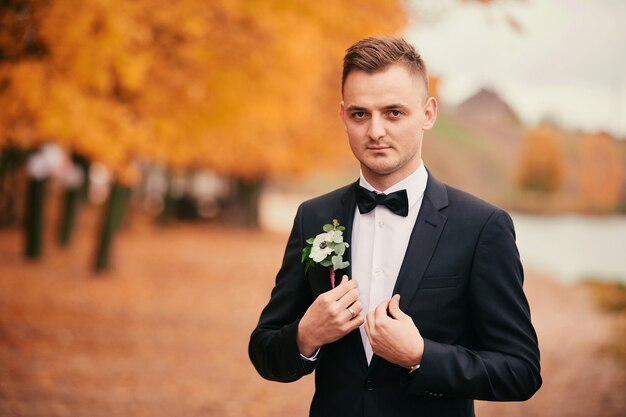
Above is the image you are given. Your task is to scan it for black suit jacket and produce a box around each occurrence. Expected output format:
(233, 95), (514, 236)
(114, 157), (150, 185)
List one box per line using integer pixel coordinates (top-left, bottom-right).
(249, 173), (541, 417)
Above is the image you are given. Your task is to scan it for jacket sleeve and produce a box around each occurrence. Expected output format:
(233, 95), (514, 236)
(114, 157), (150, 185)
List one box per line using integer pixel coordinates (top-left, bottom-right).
(407, 209), (542, 401)
(248, 204), (315, 382)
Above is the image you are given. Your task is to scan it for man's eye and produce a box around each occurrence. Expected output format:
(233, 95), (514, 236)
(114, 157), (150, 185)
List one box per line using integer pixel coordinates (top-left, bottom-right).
(353, 112), (366, 119)
(389, 110), (402, 117)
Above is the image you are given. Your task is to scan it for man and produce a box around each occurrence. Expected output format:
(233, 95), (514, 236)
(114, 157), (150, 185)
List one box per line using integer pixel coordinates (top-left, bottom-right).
(249, 37), (541, 417)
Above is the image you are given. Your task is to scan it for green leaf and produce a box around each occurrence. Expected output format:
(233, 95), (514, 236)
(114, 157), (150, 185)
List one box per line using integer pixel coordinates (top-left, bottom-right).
(322, 224), (333, 233)
(338, 226), (346, 231)
(306, 237), (314, 244)
(301, 246), (311, 263)
(320, 259), (332, 267)
(332, 255), (350, 270)
(334, 242), (346, 256)
(304, 259), (314, 274)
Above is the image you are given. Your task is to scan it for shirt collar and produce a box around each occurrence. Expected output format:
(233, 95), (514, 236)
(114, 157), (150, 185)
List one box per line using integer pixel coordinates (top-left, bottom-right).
(359, 161), (428, 210)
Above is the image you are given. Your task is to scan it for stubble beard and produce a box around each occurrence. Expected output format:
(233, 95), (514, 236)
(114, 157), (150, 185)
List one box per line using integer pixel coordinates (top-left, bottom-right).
(359, 148), (421, 189)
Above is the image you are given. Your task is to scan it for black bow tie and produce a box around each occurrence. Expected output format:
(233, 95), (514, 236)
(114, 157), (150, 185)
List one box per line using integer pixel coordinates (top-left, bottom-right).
(355, 185), (409, 217)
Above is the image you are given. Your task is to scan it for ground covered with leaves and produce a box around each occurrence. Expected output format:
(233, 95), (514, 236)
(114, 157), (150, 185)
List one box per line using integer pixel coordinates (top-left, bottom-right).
(1, 209), (624, 416)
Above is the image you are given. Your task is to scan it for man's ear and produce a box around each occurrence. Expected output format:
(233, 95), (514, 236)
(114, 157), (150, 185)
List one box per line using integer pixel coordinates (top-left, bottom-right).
(422, 97), (438, 131)
(339, 101), (348, 132)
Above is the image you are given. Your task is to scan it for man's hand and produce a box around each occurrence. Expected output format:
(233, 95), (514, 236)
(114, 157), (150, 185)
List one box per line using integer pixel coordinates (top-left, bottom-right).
(365, 294), (424, 368)
(297, 275), (364, 357)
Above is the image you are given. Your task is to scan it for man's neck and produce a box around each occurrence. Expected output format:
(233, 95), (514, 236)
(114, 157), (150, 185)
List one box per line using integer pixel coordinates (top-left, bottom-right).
(361, 163), (423, 193)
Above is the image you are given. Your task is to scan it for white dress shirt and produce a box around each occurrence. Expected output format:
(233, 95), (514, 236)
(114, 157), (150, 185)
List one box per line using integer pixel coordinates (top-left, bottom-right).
(352, 162), (428, 364)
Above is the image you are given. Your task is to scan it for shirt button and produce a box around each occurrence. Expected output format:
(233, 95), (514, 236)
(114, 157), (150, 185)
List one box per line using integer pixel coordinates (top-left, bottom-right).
(378, 220), (384, 227)
(365, 380), (375, 391)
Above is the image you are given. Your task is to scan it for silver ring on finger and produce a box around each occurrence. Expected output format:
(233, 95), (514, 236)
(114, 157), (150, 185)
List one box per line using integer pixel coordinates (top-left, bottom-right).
(347, 305), (356, 319)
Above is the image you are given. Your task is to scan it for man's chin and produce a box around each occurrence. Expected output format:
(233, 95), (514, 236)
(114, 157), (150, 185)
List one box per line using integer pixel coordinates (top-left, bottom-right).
(362, 161), (401, 177)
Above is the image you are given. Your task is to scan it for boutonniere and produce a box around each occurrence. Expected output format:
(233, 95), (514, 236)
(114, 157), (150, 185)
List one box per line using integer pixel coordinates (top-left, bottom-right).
(301, 219), (350, 288)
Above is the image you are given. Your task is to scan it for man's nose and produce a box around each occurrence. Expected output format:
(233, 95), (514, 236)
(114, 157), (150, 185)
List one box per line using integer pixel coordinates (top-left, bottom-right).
(367, 114), (385, 140)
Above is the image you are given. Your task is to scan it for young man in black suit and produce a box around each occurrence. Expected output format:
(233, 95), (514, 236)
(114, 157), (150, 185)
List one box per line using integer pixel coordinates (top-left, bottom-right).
(249, 36), (541, 417)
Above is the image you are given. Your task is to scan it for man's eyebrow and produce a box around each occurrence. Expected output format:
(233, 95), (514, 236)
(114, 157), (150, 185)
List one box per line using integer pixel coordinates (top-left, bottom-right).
(381, 103), (409, 111)
(345, 103), (410, 112)
(345, 105), (368, 112)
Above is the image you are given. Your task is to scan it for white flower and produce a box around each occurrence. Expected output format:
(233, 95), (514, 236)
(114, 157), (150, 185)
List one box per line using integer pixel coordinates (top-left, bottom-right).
(326, 230), (344, 243)
(301, 220), (350, 275)
(310, 233), (334, 262)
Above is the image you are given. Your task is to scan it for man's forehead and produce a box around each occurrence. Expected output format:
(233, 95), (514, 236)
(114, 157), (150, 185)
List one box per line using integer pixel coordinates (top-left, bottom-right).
(342, 64), (427, 101)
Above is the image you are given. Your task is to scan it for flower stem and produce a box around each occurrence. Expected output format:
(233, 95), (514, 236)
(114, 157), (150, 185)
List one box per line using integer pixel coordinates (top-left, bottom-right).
(330, 265), (336, 289)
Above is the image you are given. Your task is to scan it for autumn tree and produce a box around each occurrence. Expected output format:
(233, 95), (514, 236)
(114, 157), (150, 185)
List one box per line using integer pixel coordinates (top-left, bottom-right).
(0, 0), (47, 218)
(3, 0), (519, 199)
(1, 0), (409, 267)
(516, 125), (567, 193)
(576, 132), (624, 212)
(2, 0), (520, 267)
(3, 0), (408, 198)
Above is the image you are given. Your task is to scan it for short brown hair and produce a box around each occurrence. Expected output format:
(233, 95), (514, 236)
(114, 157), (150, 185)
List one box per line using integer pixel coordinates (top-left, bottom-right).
(342, 36), (429, 95)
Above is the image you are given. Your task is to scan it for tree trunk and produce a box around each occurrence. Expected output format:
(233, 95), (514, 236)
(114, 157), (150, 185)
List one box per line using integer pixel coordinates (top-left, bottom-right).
(0, 149), (9, 227)
(58, 187), (80, 246)
(0, 147), (28, 228)
(94, 182), (128, 272)
(159, 172), (175, 225)
(227, 178), (263, 228)
(58, 153), (90, 246)
(72, 153), (90, 201)
(24, 177), (47, 259)
(113, 186), (131, 231)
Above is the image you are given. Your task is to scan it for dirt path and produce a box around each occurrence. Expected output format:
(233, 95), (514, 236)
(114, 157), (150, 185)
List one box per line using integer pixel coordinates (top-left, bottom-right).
(0, 210), (624, 416)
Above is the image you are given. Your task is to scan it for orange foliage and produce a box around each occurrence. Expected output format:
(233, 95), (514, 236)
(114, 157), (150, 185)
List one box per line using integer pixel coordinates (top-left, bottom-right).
(0, 1), (47, 62)
(516, 125), (567, 193)
(428, 75), (440, 100)
(576, 132), (624, 212)
(1, 1), (408, 184)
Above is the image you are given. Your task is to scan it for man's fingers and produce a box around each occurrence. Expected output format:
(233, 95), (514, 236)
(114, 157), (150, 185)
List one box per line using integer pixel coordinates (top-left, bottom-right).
(339, 274), (348, 286)
(328, 275), (357, 300)
(337, 287), (360, 309)
(374, 298), (391, 321)
(331, 274), (359, 309)
(364, 313), (372, 338)
(387, 294), (404, 319)
(345, 300), (363, 320)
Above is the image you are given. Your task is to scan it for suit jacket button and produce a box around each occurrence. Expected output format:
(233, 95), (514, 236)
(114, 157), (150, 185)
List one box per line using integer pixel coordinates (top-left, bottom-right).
(365, 380), (375, 391)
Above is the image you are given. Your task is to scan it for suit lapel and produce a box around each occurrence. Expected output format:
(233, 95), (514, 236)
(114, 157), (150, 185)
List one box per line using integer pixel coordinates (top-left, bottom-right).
(341, 174), (449, 373)
(366, 173), (449, 374)
(336, 181), (358, 281)
(336, 181), (369, 372)
(393, 173), (449, 310)
(307, 183), (358, 295)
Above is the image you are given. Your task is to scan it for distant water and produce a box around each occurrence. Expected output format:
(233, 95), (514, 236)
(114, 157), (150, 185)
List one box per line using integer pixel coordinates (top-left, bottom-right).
(512, 213), (626, 283)
(260, 193), (626, 284)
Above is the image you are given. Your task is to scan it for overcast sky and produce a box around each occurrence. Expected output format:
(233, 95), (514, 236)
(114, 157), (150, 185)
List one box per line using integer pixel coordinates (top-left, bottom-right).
(406, 0), (626, 137)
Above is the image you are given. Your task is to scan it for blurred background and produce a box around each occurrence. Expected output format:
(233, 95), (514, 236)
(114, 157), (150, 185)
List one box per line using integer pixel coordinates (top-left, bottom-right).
(0, 0), (624, 416)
